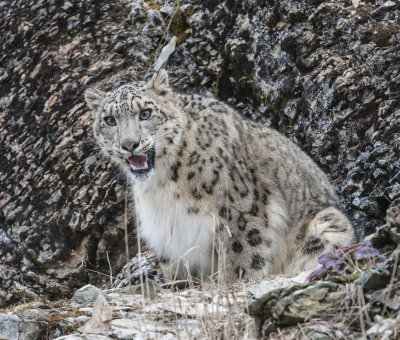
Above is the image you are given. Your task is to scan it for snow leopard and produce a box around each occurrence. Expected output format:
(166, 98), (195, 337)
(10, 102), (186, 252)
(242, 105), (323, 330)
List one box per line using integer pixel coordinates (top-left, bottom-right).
(84, 70), (356, 282)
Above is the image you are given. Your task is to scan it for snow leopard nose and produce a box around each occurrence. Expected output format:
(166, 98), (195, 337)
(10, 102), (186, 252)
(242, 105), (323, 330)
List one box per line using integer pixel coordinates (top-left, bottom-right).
(121, 141), (140, 152)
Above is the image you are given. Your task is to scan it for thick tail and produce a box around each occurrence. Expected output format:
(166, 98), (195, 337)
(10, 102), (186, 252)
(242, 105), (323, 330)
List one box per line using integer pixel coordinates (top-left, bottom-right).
(287, 207), (356, 273)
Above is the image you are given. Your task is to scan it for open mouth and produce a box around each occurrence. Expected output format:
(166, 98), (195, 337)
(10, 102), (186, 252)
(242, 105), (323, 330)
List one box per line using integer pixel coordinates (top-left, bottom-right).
(126, 148), (155, 176)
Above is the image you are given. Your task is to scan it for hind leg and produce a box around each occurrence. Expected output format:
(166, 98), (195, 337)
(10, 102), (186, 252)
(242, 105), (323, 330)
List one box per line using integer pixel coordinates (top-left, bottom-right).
(287, 207), (356, 273)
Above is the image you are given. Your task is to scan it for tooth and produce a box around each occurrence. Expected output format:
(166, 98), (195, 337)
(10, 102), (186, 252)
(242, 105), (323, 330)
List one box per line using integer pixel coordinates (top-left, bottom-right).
(131, 164), (137, 171)
(143, 162), (148, 169)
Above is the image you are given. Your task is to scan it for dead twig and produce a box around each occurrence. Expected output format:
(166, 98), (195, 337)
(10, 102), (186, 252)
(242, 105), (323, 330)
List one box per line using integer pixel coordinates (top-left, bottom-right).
(381, 246), (400, 317)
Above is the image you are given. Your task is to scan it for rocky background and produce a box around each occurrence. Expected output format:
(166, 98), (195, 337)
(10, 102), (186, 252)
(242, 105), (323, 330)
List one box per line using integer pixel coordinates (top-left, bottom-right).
(1, 0), (399, 310)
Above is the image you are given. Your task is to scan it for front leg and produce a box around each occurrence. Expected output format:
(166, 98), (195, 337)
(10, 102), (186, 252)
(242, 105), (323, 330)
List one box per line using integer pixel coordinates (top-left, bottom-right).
(158, 256), (199, 282)
(214, 215), (274, 282)
(158, 257), (175, 281)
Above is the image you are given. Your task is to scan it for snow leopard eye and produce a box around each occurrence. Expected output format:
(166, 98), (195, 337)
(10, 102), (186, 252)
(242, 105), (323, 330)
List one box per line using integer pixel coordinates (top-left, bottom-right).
(139, 109), (152, 121)
(104, 116), (116, 126)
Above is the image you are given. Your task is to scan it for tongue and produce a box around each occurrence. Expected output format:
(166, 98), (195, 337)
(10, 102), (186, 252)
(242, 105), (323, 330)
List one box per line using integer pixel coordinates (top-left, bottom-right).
(128, 154), (148, 168)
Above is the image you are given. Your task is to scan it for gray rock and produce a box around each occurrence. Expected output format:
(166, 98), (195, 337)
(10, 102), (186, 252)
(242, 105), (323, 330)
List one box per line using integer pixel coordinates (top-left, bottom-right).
(62, 83), (74, 94)
(54, 335), (83, 340)
(73, 284), (108, 303)
(177, 319), (200, 330)
(371, 1), (396, 17)
(114, 279), (161, 299)
(367, 288), (400, 312)
(248, 280), (350, 336)
(302, 324), (343, 340)
(55, 335), (112, 340)
(147, 9), (162, 26)
(352, 197), (380, 216)
(62, 2), (73, 11)
(388, 183), (400, 200)
(247, 272), (312, 325)
(0, 314), (20, 340)
(0, 313), (47, 340)
(82, 336), (113, 340)
(356, 266), (392, 291)
(81, 294), (113, 331)
(159, 4), (174, 16)
(0, 67), (8, 82)
(273, 282), (346, 326)
(366, 315), (399, 340)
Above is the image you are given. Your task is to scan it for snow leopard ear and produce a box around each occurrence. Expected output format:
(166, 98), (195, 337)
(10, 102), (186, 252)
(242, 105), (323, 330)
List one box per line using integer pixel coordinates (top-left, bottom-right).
(149, 69), (170, 95)
(84, 88), (106, 111)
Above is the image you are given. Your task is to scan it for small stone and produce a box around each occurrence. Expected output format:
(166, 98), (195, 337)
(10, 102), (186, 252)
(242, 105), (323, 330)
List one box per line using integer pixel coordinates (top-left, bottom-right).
(113, 42), (125, 54)
(45, 192), (62, 205)
(116, 279), (161, 299)
(37, 8), (48, 20)
(366, 288), (400, 312)
(371, 1), (396, 17)
(159, 4), (174, 16)
(62, 83), (74, 94)
(283, 99), (299, 120)
(177, 319), (200, 330)
(341, 179), (358, 196)
(90, 294), (113, 329)
(369, 146), (388, 161)
(74, 284), (108, 303)
(147, 9), (162, 26)
(76, 315), (90, 323)
(356, 266), (391, 291)
(352, 197), (380, 216)
(373, 168), (386, 179)
(336, 18), (346, 30)
(62, 2), (73, 11)
(303, 323), (343, 340)
(366, 315), (398, 339)
(0, 67), (8, 82)
(37, 250), (54, 264)
(83, 335), (112, 340)
(110, 318), (171, 338)
(388, 183), (400, 200)
(54, 335), (81, 340)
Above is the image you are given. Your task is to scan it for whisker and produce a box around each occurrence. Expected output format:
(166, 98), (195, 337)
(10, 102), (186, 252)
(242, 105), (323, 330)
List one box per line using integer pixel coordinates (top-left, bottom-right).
(152, 132), (175, 142)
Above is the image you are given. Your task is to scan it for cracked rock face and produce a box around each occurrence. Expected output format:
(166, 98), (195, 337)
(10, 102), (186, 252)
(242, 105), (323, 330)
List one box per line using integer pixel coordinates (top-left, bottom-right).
(0, 0), (146, 304)
(177, 0), (400, 236)
(1, 0), (399, 305)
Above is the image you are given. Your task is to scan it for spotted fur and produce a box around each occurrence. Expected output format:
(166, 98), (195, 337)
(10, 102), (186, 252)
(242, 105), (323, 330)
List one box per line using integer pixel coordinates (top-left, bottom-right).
(85, 70), (356, 282)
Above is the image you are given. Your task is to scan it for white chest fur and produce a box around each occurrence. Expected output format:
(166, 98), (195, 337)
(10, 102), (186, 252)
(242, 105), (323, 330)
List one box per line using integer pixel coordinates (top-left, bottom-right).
(133, 182), (216, 277)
